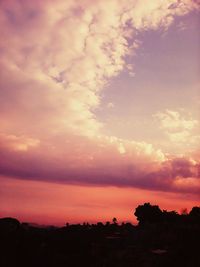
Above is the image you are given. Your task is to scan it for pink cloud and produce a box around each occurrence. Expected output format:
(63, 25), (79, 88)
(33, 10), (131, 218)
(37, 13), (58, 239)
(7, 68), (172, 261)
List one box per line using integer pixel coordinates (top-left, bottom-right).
(0, 0), (199, 136)
(0, 0), (199, 199)
(0, 133), (199, 194)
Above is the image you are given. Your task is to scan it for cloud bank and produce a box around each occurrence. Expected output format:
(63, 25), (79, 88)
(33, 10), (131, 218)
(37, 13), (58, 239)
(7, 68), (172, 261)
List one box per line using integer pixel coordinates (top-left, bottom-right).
(0, 0), (200, 194)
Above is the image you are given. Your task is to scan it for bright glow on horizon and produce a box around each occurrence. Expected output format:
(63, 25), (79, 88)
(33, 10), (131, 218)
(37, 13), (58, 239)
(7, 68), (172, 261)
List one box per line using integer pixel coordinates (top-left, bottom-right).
(0, 176), (199, 226)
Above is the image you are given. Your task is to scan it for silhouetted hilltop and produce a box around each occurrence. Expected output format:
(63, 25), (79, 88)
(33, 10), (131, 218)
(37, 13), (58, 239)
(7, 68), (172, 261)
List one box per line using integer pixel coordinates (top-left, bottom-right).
(0, 203), (200, 267)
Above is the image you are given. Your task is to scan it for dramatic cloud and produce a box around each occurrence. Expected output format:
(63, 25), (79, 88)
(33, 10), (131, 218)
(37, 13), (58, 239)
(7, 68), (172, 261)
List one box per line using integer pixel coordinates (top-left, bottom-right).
(0, 133), (199, 194)
(0, 0), (199, 196)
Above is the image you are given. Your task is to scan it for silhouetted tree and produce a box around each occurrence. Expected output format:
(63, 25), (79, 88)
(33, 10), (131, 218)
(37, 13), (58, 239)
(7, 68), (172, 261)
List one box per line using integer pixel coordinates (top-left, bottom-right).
(105, 221), (110, 226)
(189, 206), (200, 217)
(162, 210), (179, 223)
(134, 203), (162, 225)
(189, 206), (200, 223)
(112, 217), (117, 225)
(0, 217), (20, 233)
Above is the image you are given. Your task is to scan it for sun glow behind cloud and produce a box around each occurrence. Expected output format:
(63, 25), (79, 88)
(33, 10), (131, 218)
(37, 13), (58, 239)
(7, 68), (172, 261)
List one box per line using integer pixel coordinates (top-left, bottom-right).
(0, 0), (199, 223)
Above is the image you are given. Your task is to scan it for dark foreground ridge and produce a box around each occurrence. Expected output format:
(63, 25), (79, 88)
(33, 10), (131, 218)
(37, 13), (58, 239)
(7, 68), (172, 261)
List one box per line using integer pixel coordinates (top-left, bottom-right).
(0, 203), (200, 267)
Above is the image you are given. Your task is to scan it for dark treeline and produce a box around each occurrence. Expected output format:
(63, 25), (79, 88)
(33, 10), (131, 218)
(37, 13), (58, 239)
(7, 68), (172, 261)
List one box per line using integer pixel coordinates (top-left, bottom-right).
(0, 203), (200, 267)
(134, 202), (200, 225)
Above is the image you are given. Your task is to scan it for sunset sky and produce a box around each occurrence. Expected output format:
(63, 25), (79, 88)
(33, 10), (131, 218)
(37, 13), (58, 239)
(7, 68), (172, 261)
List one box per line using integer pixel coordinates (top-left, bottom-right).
(0, 0), (200, 225)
